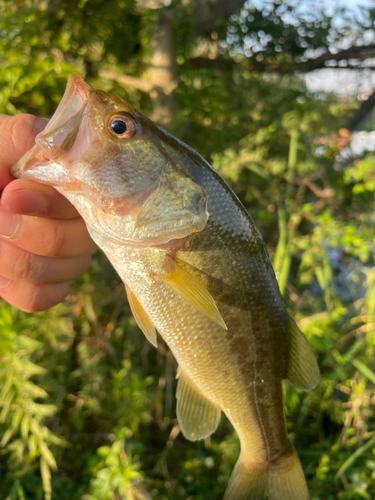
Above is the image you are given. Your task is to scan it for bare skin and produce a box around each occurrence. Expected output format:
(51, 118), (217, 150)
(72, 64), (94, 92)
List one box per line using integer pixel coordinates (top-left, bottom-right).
(0, 114), (96, 312)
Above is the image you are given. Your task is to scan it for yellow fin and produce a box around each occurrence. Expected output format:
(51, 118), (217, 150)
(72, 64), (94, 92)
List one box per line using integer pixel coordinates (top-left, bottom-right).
(286, 312), (319, 391)
(176, 369), (221, 441)
(224, 448), (310, 500)
(160, 257), (227, 330)
(125, 285), (157, 347)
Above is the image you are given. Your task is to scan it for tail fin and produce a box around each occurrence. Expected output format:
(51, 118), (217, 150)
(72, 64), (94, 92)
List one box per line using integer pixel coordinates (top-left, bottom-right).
(223, 448), (310, 500)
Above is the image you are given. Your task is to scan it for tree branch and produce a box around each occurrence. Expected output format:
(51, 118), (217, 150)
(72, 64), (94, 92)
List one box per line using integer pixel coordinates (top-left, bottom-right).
(333, 65), (375, 71)
(186, 55), (375, 74)
(186, 57), (235, 71)
(303, 44), (375, 71)
(186, 56), (292, 73)
(98, 69), (153, 93)
(101, 5), (375, 131)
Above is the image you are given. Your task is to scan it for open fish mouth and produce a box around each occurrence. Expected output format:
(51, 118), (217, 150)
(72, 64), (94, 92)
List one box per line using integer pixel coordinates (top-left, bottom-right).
(11, 74), (93, 179)
(36, 73), (92, 160)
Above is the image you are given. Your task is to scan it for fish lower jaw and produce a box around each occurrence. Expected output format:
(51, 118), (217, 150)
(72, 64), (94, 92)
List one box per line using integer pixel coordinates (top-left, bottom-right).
(86, 223), (163, 253)
(88, 216), (204, 249)
(11, 146), (52, 176)
(132, 217), (206, 245)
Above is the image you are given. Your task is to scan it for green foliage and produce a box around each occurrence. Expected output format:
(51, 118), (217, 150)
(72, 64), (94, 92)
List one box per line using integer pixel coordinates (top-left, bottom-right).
(1, 0), (375, 499)
(0, 305), (67, 500)
(86, 428), (143, 500)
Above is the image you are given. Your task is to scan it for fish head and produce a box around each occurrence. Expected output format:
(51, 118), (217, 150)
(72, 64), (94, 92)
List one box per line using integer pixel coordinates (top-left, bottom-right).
(12, 73), (208, 247)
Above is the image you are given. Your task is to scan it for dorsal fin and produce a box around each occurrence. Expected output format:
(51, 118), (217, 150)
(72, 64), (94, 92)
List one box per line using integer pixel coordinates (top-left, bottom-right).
(159, 256), (227, 330)
(125, 285), (157, 347)
(176, 369), (221, 441)
(286, 312), (319, 391)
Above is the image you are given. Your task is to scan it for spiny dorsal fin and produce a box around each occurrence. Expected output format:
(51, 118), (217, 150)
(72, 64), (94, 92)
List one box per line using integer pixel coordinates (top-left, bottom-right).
(125, 285), (157, 347)
(286, 312), (319, 391)
(176, 369), (221, 441)
(159, 257), (227, 330)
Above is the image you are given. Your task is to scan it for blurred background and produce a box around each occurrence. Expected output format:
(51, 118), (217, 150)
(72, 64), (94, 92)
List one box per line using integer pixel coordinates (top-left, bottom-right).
(1, 0), (375, 498)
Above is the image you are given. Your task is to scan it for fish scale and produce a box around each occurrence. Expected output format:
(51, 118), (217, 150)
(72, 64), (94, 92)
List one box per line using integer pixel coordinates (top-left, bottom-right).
(88, 205), (300, 486)
(13, 73), (320, 500)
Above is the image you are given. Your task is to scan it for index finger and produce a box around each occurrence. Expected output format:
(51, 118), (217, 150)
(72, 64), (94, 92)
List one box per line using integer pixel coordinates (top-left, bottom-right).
(0, 114), (48, 191)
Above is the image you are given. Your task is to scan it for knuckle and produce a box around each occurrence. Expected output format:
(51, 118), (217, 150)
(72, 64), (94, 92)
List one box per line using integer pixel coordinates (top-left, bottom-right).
(12, 252), (34, 281)
(25, 285), (46, 313)
(25, 283), (69, 313)
(42, 222), (67, 257)
(0, 115), (39, 156)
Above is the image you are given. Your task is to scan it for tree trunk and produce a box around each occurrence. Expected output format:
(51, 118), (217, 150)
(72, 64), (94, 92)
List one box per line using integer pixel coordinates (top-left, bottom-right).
(148, 7), (178, 126)
(148, 0), (246, 127)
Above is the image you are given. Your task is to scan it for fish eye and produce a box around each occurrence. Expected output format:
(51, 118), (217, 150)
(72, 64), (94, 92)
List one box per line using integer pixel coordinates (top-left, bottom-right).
(108, 114), (136, 139)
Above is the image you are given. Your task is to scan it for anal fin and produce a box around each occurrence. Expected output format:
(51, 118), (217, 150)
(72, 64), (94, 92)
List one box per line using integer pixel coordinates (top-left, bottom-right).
(126, 285), (157, 347)
(176, 369), (221, 441)
(286, 312), (319, 391)
(159, 256), (227, 330)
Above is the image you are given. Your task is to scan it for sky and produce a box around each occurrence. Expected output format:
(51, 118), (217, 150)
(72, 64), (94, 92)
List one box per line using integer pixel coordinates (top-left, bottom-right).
(246, 1), (375, 97)
(301, 0), (375, 96)
(250, 0), (375, 12)
(305, 68), (375, 98)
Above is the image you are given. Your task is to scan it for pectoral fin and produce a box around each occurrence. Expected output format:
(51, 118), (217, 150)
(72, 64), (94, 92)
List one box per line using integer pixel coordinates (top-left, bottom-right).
(160, 257), (227, 330)
(176, 369), (221, 441)
(286, 312), (319, 391)
(125, 285), (157, 347)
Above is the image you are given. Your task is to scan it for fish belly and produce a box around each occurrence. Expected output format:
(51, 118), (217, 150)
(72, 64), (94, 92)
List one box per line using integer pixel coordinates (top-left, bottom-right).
(90, 228), (310, 500)
(98, 237), (289, 460)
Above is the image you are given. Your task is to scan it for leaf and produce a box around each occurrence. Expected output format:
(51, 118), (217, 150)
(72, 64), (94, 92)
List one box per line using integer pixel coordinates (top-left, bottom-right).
(8, 438), (25, 464)
(28, 402), (57, 418)
(1, 427), (16, 448)
(352, 359), (375, 385)
(11, 407), (23, 431)
(45, 433), (70, 447)
(29, 418), (42, 437)
(28, 434), (38, 459)
(20, 415), (30, 442)
(38, 440), (57, 470)
(4, 479), (20, 500)
(21, 381), (49, 399)
(335, 435), (375, 480)
(40, 457), (52, 500)
(0, 373), (15, 402)
(15, 335), (44, 353)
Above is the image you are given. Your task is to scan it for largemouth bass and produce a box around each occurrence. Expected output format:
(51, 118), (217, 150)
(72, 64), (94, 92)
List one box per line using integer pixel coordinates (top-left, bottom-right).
(12, 73), (319, 500)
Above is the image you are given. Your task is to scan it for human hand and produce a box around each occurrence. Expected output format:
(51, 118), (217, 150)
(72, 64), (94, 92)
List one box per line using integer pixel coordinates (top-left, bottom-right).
(0, 114), (95, 312)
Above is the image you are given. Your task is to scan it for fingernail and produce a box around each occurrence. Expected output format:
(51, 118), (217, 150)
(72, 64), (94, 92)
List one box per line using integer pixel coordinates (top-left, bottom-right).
(0, 275), (11, 289)
(0, 207), (21, 238)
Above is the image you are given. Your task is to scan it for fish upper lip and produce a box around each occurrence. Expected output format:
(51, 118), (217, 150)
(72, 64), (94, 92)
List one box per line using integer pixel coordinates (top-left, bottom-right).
(11, 74), (91, 178)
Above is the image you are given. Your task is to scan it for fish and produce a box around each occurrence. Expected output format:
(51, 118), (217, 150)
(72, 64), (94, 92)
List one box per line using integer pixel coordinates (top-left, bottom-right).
(12, 73), (319, 500)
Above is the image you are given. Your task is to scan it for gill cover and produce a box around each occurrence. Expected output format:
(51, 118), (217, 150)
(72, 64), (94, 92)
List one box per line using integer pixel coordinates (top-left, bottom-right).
(133, 167), (208, 243)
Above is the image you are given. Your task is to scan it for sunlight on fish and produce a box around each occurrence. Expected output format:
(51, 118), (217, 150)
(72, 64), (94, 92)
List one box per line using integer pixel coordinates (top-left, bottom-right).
(12, 73), (319, 500)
